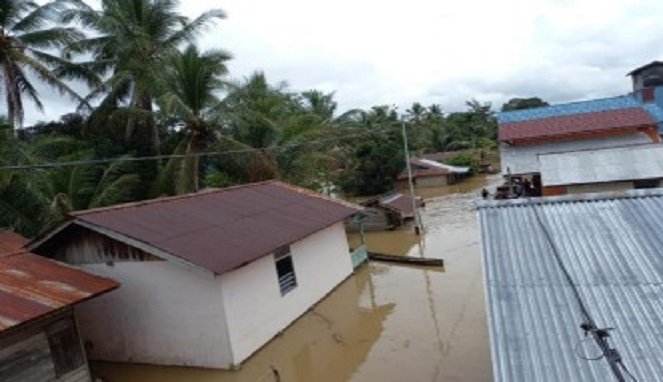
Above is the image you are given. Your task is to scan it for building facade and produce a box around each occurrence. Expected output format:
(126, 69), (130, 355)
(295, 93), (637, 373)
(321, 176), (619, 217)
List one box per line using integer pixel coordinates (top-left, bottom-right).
(30, 181), (360, 369)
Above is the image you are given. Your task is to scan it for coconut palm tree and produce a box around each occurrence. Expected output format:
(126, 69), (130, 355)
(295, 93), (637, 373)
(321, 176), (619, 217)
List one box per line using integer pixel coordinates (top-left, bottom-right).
(154, 44), (231, 193)
(62, 0), (225, 153)
(0, 0), (84, 129)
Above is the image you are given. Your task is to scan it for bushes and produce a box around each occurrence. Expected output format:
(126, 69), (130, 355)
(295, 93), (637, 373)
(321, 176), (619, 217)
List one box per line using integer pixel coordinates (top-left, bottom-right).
(446, 152), (479, 174)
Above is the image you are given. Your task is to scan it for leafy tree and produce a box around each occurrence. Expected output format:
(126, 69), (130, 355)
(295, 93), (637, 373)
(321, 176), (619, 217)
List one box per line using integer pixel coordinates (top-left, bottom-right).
(63, 0), (225, 153)
(0, 0), (84, 129)
(339, 136), (403, 196)
(154, 44), (231, 194)
(501, 97), (548, 111)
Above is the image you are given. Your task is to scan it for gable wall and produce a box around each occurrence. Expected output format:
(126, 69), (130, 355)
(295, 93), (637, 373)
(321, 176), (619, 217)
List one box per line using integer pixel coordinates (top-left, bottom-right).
(220, 222), (353, 365)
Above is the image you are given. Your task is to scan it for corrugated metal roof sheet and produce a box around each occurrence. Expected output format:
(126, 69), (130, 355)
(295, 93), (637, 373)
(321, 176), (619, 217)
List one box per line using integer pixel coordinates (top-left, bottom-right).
(498, 95), (641, 124)
(0, 229), (29, 257)
(499, 107), (655, 142)
(0, 231), (118, 331)
(642, 103), (663, 132)
(398, 158), (470, 180)
(500, 133), (652, 175)
(478, 190), (663, 381)
(540, 144), (663, 186)
(36, 181), (360, 275)
(361, 192), (423, 214)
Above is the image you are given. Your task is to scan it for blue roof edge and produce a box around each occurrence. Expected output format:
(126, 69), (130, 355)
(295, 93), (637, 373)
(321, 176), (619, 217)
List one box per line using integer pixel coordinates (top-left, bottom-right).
(497, 94), (640, 123)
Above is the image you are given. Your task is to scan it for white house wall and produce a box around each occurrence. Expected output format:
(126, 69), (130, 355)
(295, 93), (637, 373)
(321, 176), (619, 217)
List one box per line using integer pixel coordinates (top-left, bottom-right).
(220, 222), (353, 365)
(74, 261), (233, 369)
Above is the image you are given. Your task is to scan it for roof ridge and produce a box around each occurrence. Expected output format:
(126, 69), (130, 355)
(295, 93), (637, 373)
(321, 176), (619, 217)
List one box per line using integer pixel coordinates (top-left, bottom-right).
(72, 180), (279, 216)
(271, 181), (362, 211)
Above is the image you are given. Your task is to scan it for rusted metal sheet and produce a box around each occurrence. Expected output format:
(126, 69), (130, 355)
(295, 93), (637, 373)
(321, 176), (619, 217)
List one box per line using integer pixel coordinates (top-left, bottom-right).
(0, 252), (118, 332)
(39, 181), (361, 275)
(0, 230), (29, 257)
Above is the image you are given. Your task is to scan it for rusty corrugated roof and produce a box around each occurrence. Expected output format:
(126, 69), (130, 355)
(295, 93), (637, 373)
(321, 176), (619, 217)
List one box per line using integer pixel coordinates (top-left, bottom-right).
(499, 108), (655, 141)
(41, 181), (361, 275)
(0, 229), (29, 257)
(0, 230), (118, 331)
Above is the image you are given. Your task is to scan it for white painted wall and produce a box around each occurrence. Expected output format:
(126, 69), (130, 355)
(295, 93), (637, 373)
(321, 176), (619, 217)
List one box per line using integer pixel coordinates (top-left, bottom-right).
(566, 181), (633, 195)
(74, 261), (233, 369)
(220, 222), (353, 365)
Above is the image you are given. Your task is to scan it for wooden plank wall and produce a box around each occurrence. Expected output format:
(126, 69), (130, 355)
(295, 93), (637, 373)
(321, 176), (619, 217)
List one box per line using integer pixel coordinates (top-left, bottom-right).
(0, 313), (91, 382)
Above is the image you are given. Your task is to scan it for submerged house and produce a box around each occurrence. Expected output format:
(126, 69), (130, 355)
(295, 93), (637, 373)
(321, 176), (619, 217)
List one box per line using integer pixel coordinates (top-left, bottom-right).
(395, 157), (470, 189)
(29, 181), (361, 370)
(0, 230), (117, 382)
(347, 192), (424, 231)
(478, 190), (663, 381)
(497, 62), (663, 196)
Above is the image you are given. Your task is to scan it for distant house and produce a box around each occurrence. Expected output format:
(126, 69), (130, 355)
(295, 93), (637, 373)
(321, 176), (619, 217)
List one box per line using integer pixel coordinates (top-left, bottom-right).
(498, 62), (663, 196)
(478, 190), (663, 381)
(0, 230), (117, 382)
(347, 192), (424, 231)
(29, 181), (361, 370)
(395, 158), (470, 189)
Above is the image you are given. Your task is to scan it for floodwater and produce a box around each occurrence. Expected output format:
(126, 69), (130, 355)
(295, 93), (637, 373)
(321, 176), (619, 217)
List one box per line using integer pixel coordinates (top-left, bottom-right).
(91, 175), (500, 382)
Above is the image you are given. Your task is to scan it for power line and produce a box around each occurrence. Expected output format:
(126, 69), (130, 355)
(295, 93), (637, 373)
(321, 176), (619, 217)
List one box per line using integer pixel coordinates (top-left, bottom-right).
(532, 207), (638, 382)
(0, 127), (396, 171)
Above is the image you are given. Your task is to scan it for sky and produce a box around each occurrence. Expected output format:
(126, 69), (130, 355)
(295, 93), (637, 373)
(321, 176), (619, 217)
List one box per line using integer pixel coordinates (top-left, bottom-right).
(21, 0), (663, 124)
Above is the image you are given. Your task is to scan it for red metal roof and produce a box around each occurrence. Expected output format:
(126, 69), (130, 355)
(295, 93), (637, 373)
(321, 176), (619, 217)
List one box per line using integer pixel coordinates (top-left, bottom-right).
(48, 181), (361, 275)
(0, 249), (118, 331)
(0, 230), (29, 257)
(499, 108), (655, 141)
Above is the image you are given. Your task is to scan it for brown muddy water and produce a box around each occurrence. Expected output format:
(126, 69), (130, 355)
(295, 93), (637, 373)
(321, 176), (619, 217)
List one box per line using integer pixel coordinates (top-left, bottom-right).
(91, 175), (501, 382)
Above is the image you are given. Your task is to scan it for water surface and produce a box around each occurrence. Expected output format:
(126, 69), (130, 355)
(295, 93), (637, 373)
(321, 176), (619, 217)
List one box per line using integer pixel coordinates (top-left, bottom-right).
(92, 175), (499, 382)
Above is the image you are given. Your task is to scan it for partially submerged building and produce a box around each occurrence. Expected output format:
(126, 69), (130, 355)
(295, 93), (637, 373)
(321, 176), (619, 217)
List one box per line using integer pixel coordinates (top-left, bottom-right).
(498, 61), (663, 196)
(478, 190), (663, 381)
(395, 158), (470, 189)
(347, 192), (424, 231)
(29, 181), (361, 369)
(0, 230), (118, 382)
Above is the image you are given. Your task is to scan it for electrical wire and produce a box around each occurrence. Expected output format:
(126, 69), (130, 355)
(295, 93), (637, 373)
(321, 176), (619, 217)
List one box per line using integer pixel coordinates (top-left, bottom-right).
(0, 126), (396, 171)
(532, 206), (638, 382)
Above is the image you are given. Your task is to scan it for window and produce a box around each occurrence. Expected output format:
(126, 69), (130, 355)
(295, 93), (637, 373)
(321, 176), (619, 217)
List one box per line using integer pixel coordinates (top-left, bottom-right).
(47, 316), (85, 377)
(275, 247), (297, 295)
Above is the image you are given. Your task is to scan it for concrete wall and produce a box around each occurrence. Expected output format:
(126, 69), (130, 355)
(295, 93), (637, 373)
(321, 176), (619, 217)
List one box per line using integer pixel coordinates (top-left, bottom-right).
(75, 261), (233, 369)
(220, 222), (353, 365)
(566, 181), (633, 195)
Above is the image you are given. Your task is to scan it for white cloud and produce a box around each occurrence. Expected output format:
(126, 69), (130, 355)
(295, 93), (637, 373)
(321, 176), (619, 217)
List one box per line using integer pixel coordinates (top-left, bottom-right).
(16, 0), (663, 124)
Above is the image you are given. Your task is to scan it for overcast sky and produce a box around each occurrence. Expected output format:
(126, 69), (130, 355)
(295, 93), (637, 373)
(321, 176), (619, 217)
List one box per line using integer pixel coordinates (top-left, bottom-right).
(22, 0), (663, 124)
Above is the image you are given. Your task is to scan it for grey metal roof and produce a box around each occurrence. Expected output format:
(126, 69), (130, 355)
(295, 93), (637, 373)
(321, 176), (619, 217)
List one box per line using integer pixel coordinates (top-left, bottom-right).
(500, 133), (652, 175)
(478, 190), (663, 382)
(540, 144), (663, 186)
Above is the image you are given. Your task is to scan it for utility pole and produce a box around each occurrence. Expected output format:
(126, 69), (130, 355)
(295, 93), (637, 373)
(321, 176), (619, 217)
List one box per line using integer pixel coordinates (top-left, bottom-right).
(402, 121), (423, 235)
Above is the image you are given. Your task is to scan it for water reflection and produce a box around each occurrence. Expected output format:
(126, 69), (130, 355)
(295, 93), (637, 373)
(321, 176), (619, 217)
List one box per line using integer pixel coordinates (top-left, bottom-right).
(91, 175), (500, 382)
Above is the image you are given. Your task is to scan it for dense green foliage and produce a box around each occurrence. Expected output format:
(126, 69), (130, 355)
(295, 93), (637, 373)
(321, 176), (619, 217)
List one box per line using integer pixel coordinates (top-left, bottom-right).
(0, 0), (530, 236)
